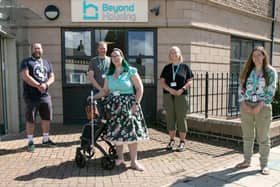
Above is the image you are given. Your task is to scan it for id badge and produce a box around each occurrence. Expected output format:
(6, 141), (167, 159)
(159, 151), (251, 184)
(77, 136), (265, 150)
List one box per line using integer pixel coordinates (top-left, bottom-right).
(252, 95), (257, 102)
(113, 91), (120, 96)
(170, 82), (177, 87)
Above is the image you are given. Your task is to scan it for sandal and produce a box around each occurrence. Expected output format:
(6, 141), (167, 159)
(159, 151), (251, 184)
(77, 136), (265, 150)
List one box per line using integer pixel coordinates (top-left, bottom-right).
(261, 167), (270, 175)
(115, 159), (126, 167)
(235, 161), (250, 169)
(131, 162), (145, 171)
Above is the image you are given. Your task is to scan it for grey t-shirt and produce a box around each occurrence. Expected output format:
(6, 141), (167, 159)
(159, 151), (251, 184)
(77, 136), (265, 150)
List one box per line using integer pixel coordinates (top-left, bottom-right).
(88, 56), (110, 91)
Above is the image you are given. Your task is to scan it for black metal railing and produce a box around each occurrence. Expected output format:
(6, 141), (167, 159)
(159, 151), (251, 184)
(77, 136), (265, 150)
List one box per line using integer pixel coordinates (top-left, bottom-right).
(189, 72), (280, 120)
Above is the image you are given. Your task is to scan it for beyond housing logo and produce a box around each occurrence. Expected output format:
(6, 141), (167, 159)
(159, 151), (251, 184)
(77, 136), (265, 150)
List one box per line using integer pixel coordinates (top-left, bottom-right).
(83, 0), (136, 21)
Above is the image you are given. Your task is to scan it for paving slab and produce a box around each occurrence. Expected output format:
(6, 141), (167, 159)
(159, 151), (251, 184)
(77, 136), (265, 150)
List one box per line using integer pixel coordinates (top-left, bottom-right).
(0, 124), (279, 187)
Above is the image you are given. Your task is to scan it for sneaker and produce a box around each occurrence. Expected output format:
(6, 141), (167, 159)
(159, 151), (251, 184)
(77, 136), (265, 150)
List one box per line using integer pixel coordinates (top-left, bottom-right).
(42, 139), (56, 146)
(261, 167), (270, 175)
(27, 141), (35, 152)
(166, 140), (175, 150)
(177, 141), (185, 152)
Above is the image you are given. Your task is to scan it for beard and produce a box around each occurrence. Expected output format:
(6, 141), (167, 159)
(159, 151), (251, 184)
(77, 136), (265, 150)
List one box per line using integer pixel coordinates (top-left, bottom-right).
(32, 52), (42, 59)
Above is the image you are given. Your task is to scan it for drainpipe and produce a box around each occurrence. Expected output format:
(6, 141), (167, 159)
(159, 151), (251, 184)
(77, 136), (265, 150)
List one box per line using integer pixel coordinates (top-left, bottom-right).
(270, 0), (277, 65)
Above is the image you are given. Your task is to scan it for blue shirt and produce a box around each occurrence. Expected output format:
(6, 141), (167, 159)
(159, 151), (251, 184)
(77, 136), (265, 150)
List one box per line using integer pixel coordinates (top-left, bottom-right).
(107, 67), (137, 95)
(20, 57), (53, 100)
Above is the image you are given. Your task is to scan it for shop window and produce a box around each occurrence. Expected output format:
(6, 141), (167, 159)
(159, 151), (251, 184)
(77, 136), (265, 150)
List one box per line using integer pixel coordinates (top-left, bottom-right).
(65, 31), (91, 56)
(128, 31), (155, 85)
(62, 29), (156, 86)
(63, 31), (92, 85)
(128, 32), (154, 56)
(95, 30), (126, 54)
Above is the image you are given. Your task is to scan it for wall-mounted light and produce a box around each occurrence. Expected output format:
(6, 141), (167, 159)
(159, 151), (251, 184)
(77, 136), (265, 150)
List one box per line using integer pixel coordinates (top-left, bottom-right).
(44, 5), (60, 20)
(150, 5), (160, 16)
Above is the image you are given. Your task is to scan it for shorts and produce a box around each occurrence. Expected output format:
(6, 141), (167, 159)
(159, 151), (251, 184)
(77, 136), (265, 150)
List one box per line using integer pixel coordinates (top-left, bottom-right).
(24, 96), (53, 123)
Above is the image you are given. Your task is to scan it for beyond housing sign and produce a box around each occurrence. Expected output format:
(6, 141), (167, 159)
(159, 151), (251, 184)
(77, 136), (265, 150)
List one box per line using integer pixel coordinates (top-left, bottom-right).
(71, 0), (148, 22)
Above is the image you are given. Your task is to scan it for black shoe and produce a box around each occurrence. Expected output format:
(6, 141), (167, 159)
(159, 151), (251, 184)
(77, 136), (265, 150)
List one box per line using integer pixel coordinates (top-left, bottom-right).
(166, 140), (175, 150)
(177, 141), (185, 152)
(27, 141), (35, 152)
(42, 139), (56, 146)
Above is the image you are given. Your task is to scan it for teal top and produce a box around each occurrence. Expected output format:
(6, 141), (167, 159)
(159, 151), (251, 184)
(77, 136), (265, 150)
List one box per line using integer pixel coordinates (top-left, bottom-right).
(239, 66), (277, 104)
(107, 67), (137, 95)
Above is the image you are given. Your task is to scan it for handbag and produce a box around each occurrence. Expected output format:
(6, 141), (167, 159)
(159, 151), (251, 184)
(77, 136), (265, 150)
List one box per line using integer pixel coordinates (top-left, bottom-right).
(85, 101), (100, 120)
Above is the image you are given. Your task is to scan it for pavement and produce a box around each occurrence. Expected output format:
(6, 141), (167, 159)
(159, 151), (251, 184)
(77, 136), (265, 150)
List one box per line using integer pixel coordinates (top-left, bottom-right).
(0, 123), (279, 187)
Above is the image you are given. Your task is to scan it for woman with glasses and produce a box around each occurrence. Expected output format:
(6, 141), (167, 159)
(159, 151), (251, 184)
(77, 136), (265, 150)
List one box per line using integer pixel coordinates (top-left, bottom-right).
(90, 48), (148, 171)
(236, 46), (277, 175)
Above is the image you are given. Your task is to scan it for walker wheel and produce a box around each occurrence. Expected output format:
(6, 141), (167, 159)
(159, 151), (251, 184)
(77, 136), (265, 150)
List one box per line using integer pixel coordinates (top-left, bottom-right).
(75, 149), (86, 168)
(108, 147), (117, 159)
(101, 156), (115, 170)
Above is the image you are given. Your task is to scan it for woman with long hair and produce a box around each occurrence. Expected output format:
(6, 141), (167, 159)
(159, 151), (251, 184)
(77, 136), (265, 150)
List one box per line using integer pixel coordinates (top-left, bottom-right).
(235, 46), (277, 175)
(90, 48), (148, 171)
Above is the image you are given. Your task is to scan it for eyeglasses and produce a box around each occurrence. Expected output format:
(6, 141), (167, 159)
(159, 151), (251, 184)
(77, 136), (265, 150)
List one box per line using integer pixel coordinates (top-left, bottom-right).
(111, 54), (121, 58)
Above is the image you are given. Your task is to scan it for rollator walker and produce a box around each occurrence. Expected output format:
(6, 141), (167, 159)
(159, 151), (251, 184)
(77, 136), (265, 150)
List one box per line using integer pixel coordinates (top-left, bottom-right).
(75, 90), (117, 169)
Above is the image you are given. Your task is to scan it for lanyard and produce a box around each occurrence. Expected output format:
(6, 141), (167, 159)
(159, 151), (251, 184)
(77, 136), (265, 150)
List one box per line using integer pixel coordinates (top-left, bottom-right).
(113, 68), (124, 81)
(172, 64), (180, 81)
(252, 69), (262, 93)
(98, 57), (107, 72)
(252, 71), (257, 92)
(37, 59), (44, 70)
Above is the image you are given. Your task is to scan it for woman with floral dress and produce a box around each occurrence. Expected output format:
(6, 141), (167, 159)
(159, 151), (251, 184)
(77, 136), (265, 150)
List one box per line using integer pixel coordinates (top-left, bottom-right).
(235, 46), (277, 175)
(90, 48), (148, 171)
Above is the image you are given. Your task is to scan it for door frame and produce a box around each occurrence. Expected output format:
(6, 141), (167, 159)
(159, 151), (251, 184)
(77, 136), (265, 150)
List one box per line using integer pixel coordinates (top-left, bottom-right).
(61, 27), (157, 124)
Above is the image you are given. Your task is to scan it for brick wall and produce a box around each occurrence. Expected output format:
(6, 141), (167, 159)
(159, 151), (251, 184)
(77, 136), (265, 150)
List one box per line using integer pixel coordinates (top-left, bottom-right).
(211, 0), (273, 17)
(277, 0), (280, 21)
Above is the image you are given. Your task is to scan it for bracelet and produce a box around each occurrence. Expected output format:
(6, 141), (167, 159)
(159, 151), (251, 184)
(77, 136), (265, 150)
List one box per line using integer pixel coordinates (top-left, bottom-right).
(182, 87), (186, 91)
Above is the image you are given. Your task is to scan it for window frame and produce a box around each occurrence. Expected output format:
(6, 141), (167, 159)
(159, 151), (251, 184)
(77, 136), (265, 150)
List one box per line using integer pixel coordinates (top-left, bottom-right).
(61, 28), (157, 87)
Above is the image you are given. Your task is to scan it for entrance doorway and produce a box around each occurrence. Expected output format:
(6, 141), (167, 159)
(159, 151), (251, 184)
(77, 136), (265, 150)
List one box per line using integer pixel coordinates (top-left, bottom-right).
(62, 28), (157, 125)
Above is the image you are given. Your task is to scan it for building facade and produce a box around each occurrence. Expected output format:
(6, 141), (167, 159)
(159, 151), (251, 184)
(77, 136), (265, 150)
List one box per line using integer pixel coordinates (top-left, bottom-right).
(0, 0), (279, 134)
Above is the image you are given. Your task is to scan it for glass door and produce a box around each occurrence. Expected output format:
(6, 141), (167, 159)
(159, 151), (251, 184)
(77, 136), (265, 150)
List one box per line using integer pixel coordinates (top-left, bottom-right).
(127, 30), (156, 122)
(62, 28), (157, 124)
(62, 30), (93, 124)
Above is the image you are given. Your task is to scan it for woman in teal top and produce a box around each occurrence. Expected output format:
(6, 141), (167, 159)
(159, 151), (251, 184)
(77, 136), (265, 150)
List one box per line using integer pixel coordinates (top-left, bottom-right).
(91, 48), (148, 171)
(236, 46), (277, 175)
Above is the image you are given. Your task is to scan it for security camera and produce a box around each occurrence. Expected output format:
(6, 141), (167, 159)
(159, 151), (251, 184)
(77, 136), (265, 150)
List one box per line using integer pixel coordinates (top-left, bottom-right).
(150, 5), (160, 16)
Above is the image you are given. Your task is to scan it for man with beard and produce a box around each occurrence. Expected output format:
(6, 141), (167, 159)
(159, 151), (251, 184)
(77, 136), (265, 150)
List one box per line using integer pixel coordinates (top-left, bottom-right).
(20, 43), (55, 152)
(88, 41), (110, 115)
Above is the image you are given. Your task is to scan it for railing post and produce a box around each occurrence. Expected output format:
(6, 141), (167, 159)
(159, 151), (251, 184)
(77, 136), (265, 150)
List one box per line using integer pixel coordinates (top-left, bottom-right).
(205, 72), (209, 118)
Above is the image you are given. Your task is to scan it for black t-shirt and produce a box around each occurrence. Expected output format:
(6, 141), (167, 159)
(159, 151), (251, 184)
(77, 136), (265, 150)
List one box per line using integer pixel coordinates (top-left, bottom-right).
(160, 63), (193, 94)
(20, 57), (53, 100)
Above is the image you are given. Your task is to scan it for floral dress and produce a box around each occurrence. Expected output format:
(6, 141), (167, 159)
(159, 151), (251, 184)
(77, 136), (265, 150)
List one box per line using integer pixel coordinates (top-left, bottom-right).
(239, 66), (277, 105)
(105, 67), (149, 145)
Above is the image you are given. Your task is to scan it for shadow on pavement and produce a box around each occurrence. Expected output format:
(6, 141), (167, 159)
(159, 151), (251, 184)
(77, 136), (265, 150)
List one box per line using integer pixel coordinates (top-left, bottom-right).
(0, 123), (83, 142)
(14, 147), (172, 181)
(170, 167), (260, 187)
(0, 140), (80, 156)
(15, 159), (129, 181)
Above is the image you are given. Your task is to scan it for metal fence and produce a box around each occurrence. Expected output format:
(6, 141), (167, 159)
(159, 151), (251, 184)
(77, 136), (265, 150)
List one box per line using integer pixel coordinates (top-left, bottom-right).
(189, 72), (280, 120)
